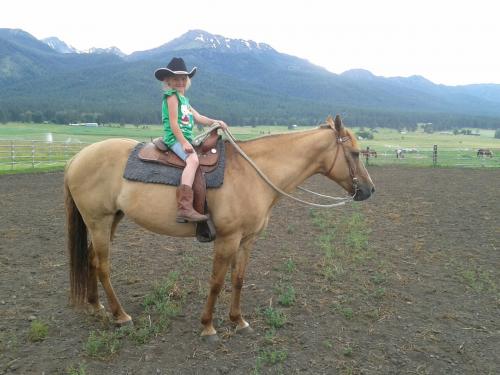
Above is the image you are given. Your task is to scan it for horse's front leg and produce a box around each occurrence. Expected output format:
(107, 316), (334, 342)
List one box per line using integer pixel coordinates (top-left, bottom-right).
(229, 235), (254, 333)
(200, 234), (241, 339)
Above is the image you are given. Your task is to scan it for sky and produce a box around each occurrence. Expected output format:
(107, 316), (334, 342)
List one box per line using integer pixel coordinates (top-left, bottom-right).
(2, 0), (499, 86)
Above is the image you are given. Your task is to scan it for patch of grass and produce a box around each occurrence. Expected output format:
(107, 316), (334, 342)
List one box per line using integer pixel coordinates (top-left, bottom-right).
(131, 272), (183, 343)
(365, 308), (381, 322)
(373, 287), (386, 300)
(310, 209), (330, 229)
(371, 272), (387, 285)
(263, 307), (287, 329)
(277, 284), (296, 307)
(143, 272), (183, 319)
(343, 345), (354, 357)
(259, 230), (268, 240)
(322, 339), (334, 349)
(314, 206), (373, 286)
(286, 224), (296, 234)
(254, 348), (288, 374)
(66, 364), (87, 375)
(332, 304), (354, 320)
(28, 320), (48, 342)
(84, 330), (122, 359)
(342, 307), (354, 320)
(264, 328), (277, 345)
(459, 268), (497, 292)
(283, 258), (296, 274)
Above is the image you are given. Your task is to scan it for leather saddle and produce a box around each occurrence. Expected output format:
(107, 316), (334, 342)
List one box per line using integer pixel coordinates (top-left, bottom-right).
(137, 130), (220, 243)
(138, 130), (220, 173)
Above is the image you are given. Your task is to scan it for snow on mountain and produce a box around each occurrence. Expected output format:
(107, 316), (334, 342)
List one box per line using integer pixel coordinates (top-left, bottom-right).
(42, 37), (78, 54)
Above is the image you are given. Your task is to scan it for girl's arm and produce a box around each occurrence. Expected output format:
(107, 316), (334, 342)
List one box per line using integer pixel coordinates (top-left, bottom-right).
(191, 107), (228, 130)
(167, 95), (194, 153)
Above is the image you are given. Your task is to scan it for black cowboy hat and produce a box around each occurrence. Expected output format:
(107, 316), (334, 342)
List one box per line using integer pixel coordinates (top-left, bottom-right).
(154, 57), (197, 81)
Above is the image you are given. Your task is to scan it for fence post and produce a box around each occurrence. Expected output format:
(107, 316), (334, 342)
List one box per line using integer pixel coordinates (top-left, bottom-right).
(365, 146), (370, 166)
(32, 141), (35, 168)
(433, 145), (438, 167)
(10, 140), (14, 170)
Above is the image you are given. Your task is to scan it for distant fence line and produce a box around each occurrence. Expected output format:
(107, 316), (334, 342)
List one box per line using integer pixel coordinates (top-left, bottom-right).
(0, 140), (498, 170)
(0, 140), (91, 170)
(362, 145), (499, 168)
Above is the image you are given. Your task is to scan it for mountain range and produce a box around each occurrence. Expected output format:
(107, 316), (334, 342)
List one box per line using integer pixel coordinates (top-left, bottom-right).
(1, 28), (499, 128)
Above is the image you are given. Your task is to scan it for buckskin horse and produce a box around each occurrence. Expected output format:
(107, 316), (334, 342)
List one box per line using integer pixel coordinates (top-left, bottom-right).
(65, 115), (375, 340)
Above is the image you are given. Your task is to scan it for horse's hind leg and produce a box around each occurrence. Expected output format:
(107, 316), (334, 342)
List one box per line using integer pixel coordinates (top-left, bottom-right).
(87, 212), (124, 313)
(89, 215), (131, 325)
(86, 243), (103, 313)
(229, 235), (255, 333)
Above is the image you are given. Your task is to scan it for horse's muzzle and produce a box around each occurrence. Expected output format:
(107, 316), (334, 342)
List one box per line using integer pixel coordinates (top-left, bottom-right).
(353, 184), (375, 201)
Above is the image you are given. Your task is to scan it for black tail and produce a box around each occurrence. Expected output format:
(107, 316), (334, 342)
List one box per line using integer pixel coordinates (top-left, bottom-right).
(65, 180), (89, 305)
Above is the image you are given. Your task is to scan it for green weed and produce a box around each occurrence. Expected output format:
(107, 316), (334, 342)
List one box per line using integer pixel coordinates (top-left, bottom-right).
(254, 348), (288, 374)
(322, 339), (333, 349)
(283, 258), (296, 274)
(460, 268), (497, 292)
(67, 364), (87, 375)
(343, 345), (354, 357)
(84, 330), (121, 359)
(263, 307), (287, 329)
(28, 320), (48, 342)
(277, 284), (296, 307)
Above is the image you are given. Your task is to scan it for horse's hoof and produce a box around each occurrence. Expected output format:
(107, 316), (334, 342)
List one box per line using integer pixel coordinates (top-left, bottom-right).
(201, 334), (219, 345)
(115, 318), (133, 327)
(236, 325), (254, 335)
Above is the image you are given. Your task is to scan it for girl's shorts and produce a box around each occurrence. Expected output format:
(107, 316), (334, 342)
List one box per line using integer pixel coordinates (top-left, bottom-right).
(170, 142), (189, 161)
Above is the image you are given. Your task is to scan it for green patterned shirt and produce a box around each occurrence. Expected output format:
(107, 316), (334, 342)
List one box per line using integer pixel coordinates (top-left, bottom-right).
(162, 89), (194, 147)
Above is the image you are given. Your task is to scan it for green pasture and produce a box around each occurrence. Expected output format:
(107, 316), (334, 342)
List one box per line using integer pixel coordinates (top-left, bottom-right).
(0, 123), (499, 173)
(355, 127), (499, 151)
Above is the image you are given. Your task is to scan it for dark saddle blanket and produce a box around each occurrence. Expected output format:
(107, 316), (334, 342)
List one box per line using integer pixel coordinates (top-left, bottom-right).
(123, 138), (226, 188)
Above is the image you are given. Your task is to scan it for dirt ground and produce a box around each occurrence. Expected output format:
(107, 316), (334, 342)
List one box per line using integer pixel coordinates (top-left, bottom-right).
(0, 166), (499, 375)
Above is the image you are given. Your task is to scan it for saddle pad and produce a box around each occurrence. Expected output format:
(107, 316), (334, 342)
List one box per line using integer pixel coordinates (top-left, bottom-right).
(123, 139), (226, 188)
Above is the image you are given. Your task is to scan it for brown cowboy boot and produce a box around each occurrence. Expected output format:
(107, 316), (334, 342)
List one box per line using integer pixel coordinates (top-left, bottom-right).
(176, 184), (208, 223)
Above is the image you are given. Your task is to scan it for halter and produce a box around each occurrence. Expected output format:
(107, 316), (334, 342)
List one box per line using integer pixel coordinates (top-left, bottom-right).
(325, 131), (359, 196)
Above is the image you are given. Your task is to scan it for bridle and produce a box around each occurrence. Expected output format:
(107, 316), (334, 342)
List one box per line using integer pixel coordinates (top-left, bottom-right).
(325, 130), (359, 196)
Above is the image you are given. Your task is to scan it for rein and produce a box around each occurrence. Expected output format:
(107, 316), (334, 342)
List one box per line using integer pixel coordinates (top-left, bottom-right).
(197, 124), (356, 208)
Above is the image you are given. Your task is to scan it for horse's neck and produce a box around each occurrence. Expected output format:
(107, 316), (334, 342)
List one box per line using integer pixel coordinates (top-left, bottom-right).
(240, 129), (329, 192)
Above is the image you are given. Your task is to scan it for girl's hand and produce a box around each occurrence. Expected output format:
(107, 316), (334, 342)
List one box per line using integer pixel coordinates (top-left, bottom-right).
(182, 141), (194, 153)
(217, 121), (228, 131)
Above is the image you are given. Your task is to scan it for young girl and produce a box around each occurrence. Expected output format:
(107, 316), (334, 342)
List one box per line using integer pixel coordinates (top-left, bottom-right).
(154, 57), (228, 223)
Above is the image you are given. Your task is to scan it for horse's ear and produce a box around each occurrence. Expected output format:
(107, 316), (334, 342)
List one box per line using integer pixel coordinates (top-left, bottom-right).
(325, 115), (334, 129)
(334, 114), (343, 132)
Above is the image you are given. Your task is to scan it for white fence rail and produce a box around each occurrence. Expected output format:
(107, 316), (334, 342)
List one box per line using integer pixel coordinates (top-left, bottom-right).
(0, 140), (498, 171)
(362, 145), (499, 168)
(0, 140), (91, 170)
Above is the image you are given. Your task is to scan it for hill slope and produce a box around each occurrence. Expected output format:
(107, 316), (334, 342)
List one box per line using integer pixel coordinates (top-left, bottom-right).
(0, 28), (499, 128)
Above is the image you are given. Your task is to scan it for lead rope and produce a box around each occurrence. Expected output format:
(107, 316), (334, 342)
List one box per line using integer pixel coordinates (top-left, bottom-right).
(199, 124), (354, 208)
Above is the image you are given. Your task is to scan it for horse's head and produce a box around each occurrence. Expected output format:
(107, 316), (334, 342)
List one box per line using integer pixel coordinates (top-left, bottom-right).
(321, 115), (375, 201)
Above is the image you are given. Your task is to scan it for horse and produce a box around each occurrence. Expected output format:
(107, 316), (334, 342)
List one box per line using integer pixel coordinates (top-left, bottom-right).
(64, 115), (375, 340)
(477, 148), (493, 158)
(361, 149), (377, 158)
